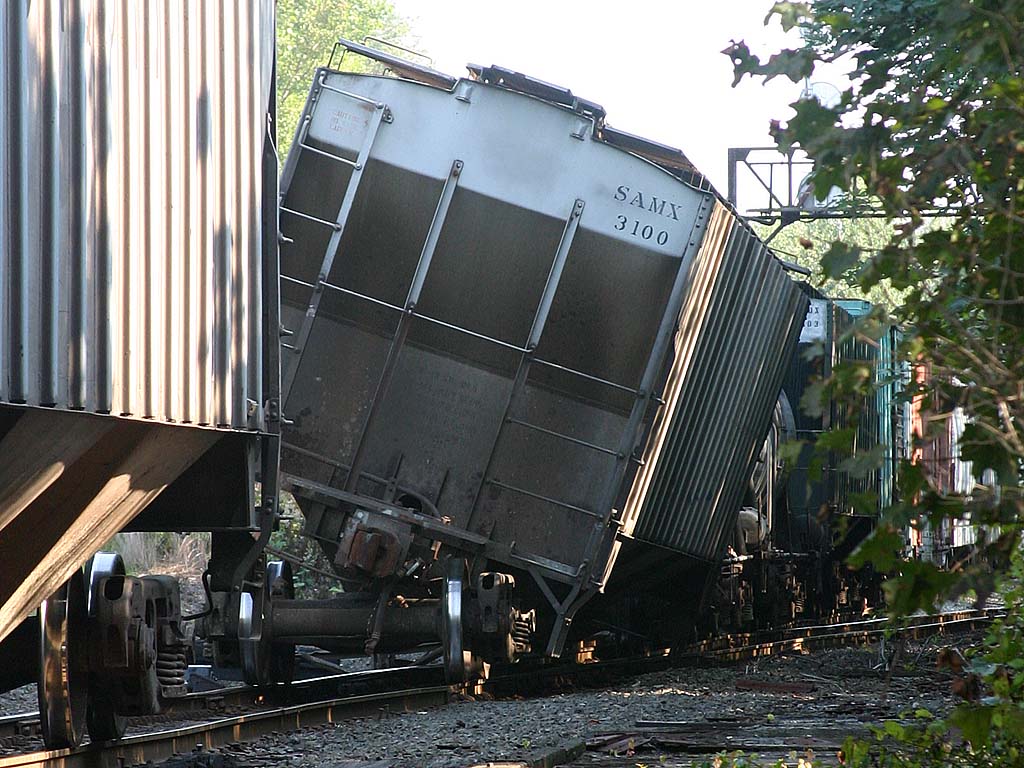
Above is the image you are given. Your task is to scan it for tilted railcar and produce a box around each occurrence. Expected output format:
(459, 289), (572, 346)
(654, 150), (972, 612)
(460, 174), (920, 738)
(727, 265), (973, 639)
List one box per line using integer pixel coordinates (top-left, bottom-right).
(708, 291), (906, 631)
(269, 39), (808, 672)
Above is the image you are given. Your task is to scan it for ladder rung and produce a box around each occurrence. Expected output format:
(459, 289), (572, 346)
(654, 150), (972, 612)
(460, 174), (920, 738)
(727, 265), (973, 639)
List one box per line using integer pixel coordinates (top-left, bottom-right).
(299, 140), (361, 168)
(281, 273), (317, 289)
(506, 417), (619, 457)
(316, 74), (387, 109)
(280, 206), (341, 230)
(531, 358), (637, 394)
(321, 280), (404, 313)
(415, 313), (529, 353)
(486, 479), (601, 520)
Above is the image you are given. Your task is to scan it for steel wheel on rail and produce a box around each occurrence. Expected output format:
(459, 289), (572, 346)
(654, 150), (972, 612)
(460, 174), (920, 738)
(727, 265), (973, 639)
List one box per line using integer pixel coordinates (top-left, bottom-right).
(84, 553), (128, 743)
(239, 561), (296, 686)
(442, 557), (466, 683)
(38, 568), (89, 749)
(265, 560), (296, 684)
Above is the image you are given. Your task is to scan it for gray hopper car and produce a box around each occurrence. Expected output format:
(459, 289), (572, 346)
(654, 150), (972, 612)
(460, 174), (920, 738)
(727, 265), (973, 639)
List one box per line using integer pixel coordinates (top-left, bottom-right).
(276, 40), (808, 666)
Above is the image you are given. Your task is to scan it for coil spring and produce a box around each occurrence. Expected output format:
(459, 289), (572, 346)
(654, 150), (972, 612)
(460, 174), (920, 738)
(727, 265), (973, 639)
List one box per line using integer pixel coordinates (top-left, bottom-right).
(792, 596), (805, 614)
(156, 647), (188, 687)
(741, 603), (755, 624)
(510, 610), (535, 654)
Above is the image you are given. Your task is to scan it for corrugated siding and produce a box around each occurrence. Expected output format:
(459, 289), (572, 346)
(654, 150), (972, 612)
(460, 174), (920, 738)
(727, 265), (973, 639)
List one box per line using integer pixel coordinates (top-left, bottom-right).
(623, 203), (808, 560)
(0, 0), (274, 429)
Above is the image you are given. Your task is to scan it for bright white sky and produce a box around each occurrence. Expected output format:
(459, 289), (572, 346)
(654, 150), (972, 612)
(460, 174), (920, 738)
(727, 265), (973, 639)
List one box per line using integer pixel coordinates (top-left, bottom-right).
(391, 0), (805, 193)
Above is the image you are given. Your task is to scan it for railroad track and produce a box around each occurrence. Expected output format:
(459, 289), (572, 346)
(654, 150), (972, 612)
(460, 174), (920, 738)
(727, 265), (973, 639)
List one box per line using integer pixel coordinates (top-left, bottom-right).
(485, 608), (999, 697)
(0, 685), (450, 768)
(690, 607), (999, 663)
(0, 608), (996, 768)
(0, 664), (448, 742)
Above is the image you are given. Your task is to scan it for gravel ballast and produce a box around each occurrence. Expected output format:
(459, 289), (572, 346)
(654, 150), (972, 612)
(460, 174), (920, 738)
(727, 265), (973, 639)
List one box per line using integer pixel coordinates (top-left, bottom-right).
(215, 637), (970, 768)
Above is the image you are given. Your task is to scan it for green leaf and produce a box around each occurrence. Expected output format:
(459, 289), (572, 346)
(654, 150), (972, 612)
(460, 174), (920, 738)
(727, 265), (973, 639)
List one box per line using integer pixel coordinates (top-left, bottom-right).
(817, 426), (856, 452)
(949, 703), (994, 748)
(837, 444), (888, 479)
(848, 525), (903, 571)
(820, 241), (864, 279)
(881, 719), (906, 739)
(882, 560), (959, 616)
(766, 2), (812, 31)
(778, 439), (806, 469)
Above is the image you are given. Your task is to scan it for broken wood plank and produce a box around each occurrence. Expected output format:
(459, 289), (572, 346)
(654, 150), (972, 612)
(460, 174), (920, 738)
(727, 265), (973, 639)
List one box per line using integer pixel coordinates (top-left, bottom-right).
(599, 735), (651, 754)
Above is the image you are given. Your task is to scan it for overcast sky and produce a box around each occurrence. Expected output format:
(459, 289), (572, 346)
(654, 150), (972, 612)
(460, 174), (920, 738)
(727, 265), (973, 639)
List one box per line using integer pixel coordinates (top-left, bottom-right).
(389, 1), (806, 196)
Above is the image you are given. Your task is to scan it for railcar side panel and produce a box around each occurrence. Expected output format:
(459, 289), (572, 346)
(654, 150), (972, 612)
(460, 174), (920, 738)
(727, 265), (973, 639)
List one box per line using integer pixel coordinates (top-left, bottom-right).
(0, 0), (275, 429)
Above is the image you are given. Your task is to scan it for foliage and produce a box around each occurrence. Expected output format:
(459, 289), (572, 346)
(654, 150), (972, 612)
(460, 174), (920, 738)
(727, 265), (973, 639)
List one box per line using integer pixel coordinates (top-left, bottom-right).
(699, 753), (817, 767)
(276, 0), (408, 158)
(108, 532), (209, 576)
(754, 216), (909, 310)
(268, 494), (345, 599)
(729, 0), (1024, 758)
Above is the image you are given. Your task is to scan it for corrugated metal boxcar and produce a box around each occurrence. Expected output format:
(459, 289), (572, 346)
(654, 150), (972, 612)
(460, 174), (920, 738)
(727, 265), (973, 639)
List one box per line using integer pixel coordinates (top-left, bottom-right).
(0, 0), (278, 644)
(277, 41), (807, 656)
(778, 291), (903, 555)
(708, 293), (904, 632)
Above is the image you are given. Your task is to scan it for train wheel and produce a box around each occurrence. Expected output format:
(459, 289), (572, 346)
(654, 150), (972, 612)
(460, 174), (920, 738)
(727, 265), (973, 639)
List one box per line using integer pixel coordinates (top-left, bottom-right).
(84, 553), (128, 743)
(38, 569), (89, 749)
(442, 558), (466, 683)
(265, 561), (296, 684)
(239, 561), (295, 686)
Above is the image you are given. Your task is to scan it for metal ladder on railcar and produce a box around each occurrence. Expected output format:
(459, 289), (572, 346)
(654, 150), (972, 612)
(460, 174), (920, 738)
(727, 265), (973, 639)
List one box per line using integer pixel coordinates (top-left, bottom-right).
(278, 73), (389, 400)
(454, 198), (663, 656)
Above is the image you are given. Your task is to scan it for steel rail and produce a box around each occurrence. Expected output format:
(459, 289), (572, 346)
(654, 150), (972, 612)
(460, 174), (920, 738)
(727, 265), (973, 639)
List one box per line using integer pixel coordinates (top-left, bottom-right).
(688, 607), (1000, 657)
(0, 664), (448, 742)
(483, 608), (1001, 697)
(0, 685), (451, 768)
(0, 609), (999, 764)
(695, 609), (1000, 664)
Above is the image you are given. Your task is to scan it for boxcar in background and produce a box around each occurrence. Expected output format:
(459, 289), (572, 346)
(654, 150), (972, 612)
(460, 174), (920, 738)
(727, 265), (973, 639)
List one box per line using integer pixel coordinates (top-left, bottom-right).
(907, 376), (984, 565)
(777, 291), (903, 556)
(0, 0), (279, 644)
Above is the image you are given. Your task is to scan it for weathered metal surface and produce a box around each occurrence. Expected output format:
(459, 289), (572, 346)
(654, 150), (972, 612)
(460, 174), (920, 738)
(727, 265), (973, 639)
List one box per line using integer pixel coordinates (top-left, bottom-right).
(0, 0), (275, 429)
(622, 205), (808, 560)
(0, 412), (218, 643)
(0, 0), (280, 646)
(278, 55), (805, 599)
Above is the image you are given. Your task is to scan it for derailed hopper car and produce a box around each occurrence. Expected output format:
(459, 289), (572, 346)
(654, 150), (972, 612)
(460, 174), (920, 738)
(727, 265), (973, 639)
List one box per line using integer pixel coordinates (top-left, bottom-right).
(276, 40), (808, 671)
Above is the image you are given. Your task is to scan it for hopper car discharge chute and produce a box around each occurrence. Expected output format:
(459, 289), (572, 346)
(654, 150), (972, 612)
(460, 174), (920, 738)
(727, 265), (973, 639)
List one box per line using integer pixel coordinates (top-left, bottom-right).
(274, 38), (808, 671)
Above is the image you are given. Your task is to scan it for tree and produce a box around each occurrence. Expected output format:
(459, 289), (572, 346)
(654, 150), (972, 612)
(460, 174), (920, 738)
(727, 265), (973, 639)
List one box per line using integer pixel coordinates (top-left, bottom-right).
(730, 0), (1024, 759)
(754, 216), (909, 310)
(276, 0), (409, 159)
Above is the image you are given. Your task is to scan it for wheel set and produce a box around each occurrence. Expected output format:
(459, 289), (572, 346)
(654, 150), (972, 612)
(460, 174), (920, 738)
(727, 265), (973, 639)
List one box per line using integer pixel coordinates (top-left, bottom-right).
(37, 567), (89, 748)
(239, 561), (297, 686)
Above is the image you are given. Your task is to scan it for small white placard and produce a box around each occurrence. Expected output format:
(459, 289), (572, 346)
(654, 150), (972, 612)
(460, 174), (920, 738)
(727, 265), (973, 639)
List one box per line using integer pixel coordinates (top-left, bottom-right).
(799, 299), (828, 343)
